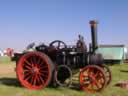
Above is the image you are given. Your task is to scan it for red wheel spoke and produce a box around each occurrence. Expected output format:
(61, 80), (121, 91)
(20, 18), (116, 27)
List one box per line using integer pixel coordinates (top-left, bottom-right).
(22, 69), (32, 80)
(85, 68), (90, 73)
(40, 66), (48, 70)
(38, 62), (43, 68)
(38, 75), (45, 85)
(32, 56), (37, 65)
(23, 69), (31, 72)
(82, 74), (90, 82)
(32, 56), (37, 66)
(24, 74), (32, 81)
(24, 71), (31, 77)
(40, 73), (48, 78)
(83, 80), (90, 86)
(30, 57), (34, 66)
(23, 64), (32, 70)
(83, 78), (89, 82)
(94, 71), (100, 77)
(24, 60), (32, 67)
(82, 72), (89, 77)
(40, 70), (49, 73)
(88, 69), (94, 76)
(98, 74), (104, 79)
(33, 74), (37, 86)
(94, 74), (105, 89)
(30, 75), (34, 85)
(37, 58), (41, 65)
(37, 59), (45, 67)
(81, 75), (90, 86)
(88, 72), (93, 78)
(89, 75), (97, 90)
(37, 59), (45, 69)
(98, 78), (105, 84)
(93, 79), (100, 89)
(94, 72), (104, 84)
(36, 74), (42, 85)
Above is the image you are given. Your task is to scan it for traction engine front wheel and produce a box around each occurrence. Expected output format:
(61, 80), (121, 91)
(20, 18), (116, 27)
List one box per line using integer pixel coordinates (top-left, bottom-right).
(79, 65), (107, 93)
(16, 52), (54, 90)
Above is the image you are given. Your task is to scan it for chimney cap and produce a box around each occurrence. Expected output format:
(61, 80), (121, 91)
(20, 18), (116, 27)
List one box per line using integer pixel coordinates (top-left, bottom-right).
(89, 20), (98, 25)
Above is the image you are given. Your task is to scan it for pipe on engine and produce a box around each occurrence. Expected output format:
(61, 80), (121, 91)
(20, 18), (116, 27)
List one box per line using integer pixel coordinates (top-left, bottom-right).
(89, 20), (98, 53)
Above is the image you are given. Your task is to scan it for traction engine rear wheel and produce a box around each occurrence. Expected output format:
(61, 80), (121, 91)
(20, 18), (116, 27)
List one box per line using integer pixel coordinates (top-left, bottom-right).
(79, 65), (106, 93)
(17, 52), (53, 90)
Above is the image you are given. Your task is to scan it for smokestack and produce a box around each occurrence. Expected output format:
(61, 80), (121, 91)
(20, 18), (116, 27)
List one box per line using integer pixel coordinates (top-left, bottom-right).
(89, 20), (98, 53)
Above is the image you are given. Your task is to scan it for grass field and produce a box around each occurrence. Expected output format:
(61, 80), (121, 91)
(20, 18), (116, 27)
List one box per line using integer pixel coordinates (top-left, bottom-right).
(0, 56), (14, 64)
(0, 57), (128, 96)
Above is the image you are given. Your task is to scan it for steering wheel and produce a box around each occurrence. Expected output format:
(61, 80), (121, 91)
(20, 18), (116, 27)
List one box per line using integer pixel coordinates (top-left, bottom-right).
(49, 40), (67, 50)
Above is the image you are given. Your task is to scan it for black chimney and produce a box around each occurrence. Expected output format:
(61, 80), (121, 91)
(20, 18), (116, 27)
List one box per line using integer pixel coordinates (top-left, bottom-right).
(89, 20), (98, 53)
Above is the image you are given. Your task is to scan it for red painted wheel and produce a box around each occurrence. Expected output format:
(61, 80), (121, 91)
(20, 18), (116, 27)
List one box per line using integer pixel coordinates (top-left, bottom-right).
(17, 52), (53, 90)
(79, 65), (106, 93)
(100, 64), (112, 85)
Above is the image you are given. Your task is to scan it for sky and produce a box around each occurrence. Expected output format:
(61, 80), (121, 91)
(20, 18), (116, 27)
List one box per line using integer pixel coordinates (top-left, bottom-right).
(0, 0), (128, 51)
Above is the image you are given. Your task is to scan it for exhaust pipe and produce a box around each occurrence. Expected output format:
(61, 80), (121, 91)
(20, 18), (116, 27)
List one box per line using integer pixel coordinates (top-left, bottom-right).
(89, 20), (98, 53)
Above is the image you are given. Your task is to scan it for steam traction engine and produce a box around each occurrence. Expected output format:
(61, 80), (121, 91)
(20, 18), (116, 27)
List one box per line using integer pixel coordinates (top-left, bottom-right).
(12, 21), (111, 93)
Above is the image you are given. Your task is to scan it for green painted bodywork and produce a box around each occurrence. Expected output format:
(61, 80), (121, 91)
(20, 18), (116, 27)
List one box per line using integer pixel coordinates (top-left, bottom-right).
(96, 47), (124, 60)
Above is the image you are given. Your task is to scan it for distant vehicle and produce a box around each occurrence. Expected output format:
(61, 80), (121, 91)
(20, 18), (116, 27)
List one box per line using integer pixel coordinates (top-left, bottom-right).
(5, 48), (14, 57)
